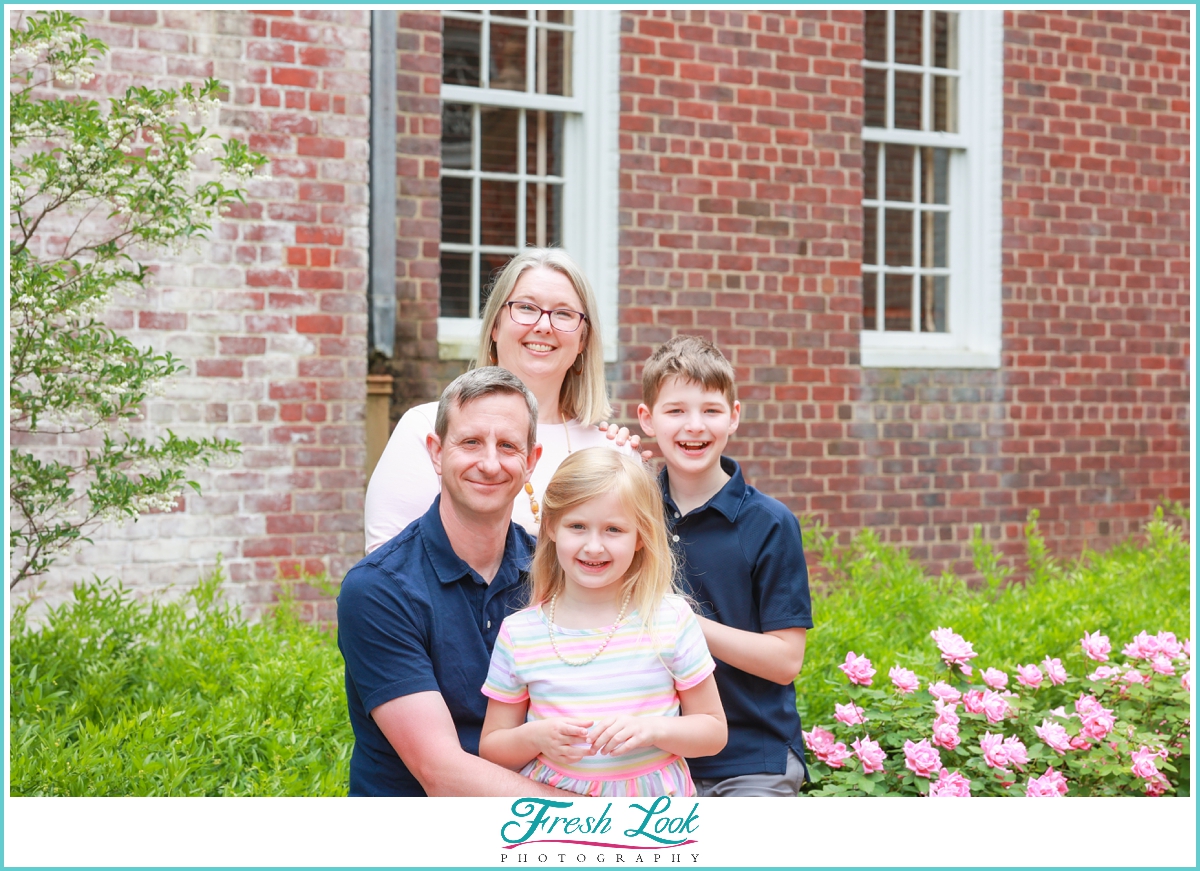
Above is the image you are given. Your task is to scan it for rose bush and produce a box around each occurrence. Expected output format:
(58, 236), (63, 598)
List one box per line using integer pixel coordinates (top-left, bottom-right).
(803, 628), (1191, 796)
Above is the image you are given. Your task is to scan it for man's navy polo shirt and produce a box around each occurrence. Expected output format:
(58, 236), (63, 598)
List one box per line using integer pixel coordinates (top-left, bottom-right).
(336, 495), (533, 796)
(659, 456), (814, 780)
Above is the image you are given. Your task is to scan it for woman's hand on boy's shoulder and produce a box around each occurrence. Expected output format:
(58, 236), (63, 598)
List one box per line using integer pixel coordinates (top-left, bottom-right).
(598, 421), (655, 463)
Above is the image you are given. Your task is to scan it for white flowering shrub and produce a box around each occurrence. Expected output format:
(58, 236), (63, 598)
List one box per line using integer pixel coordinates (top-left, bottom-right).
(9, 12), (267, 586)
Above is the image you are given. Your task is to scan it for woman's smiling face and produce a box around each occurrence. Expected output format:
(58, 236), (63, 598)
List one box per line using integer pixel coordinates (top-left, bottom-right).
(490, 267), (587, 394)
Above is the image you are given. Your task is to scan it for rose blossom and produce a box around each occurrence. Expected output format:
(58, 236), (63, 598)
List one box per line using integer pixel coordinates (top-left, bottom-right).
(928, 681), (962, 703)
(1156, 631), (1184, 659)
(838, 651), (876, 686)
(1081, 630), (1111, 662)
(834, 702), (867, 726)
(1047, 705), (1068, 719)
(981, 667), (1008, 690)
(1183, 670), (1192, 692)
(1075, 694), (1104, 717)
(1145, 775), (1171, 796)
(852, 736), (886, 774)
(903, 738), (941, 779)
(1040, 657), (1068, 686)
(980, 732), (1009, 769)
(803, 727), (852, 768)
(1035, 719), (1071, 755)
(1025, 767), (1068, 797)
(1079, 708), (1115, 741)
(1120, 668), (1148, 686)
(1016, 664), (1044, 689)
(1122, 630), (1162, 661)
(1069, 735), (1092, 750)
(932, 720), (961, 752)
(889, 666), (919, 694)
(930, 627), (978, 667)
(980, 689), (1012, 724)
(928, 768), (971, 797)
(1088, 665), (1119, 681)
(933, 699), (960, 727)
(1003, 735), (1029, 767)
(1151, 655), (1176, 676)
(1130, 746), (1168, 781)
(1184, 638), (1192, 659)
(963, 689), (985, 714)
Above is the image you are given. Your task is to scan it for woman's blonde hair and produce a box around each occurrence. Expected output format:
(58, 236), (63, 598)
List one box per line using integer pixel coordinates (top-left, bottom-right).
(474, 247), (612, 426)
(528, 448), (680, 622)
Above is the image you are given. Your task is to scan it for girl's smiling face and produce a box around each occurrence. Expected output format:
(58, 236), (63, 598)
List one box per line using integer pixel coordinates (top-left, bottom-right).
(548, 488), (642, 603)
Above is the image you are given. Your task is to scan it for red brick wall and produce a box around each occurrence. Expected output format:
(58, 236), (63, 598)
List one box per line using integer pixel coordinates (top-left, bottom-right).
(22, 10), (372, 619)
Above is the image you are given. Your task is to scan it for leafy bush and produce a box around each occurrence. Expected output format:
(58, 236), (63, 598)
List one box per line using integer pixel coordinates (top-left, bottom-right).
(9, 568), (351, 796)
(798, 509), (1191, 730)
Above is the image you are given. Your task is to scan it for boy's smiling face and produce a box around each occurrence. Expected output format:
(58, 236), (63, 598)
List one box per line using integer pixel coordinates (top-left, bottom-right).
(637, 376), (740, 478)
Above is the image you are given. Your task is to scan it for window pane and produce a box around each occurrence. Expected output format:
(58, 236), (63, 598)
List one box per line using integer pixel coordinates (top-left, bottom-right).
(921, 211), (948, 269)
(884, 144), (914, 203)
(443, 19), (481, 88)
(894, 11), (923, 65)
(864, 11), (887, 62)
(921, 275), (948, 333)
(894, 71), (922, 130)
(933, 75), (957, 133)
(442, 103), (473, 170)
(884, 273), (913, 331)
(526, 181), (562, 248)
(863, 272), (880, 330)
(526, 110), (564, 177)
(493, 8), (529, 18)
(920, 147), (949, 205)
(934, 12), (957, 69)
(490, 24), (527, 91)
(864, 141), (879, 200)
(441, 177), (472, 244)
(864, 68), (886, 128)
(884, 209), (913, 266)
(480, 251), (512, 309)
(542, 27), (571, 96)
(440, 251), (472, 318)
(480, 179), (519, 246)
(480, 107), (519, 173)
(863, 206), (878, 265)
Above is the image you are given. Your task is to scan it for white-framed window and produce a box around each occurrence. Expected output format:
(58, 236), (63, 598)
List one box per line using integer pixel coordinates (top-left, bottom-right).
(437, 9), (620, 361)
(860, 10), (1003, 369)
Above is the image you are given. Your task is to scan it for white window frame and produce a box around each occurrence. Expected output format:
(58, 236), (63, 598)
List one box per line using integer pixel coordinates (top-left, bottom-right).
(860, 10), (1003, 369)
(437, 10), (620, 362)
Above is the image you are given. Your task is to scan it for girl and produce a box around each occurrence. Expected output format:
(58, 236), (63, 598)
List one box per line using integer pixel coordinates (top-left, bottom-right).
(479, 448), (727, 797)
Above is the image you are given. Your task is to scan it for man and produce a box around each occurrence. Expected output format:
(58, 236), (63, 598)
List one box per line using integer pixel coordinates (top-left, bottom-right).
(337, 367), (561, 796)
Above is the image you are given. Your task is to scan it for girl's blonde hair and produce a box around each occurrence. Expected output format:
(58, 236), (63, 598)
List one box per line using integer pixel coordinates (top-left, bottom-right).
(474, 247), (612, 426)
(529, 448), (680, 621)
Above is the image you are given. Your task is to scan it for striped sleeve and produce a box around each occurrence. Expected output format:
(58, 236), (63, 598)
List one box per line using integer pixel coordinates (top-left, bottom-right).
(667, 597), (716, 691)
(481, 619), (529, 704)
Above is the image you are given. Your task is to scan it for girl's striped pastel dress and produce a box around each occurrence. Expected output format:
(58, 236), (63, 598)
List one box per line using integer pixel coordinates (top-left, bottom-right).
(482, 594), (715, 797)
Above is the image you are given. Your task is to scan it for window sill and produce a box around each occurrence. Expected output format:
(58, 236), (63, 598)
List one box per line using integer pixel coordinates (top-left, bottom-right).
(860, 333), (1000, 369)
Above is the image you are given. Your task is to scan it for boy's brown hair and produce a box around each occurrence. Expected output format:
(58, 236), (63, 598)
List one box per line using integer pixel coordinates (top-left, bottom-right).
(641, 335), (737, 411)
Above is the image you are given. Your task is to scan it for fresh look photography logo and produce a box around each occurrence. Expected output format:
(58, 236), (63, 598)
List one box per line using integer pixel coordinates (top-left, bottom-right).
(499, 797), (701, 865)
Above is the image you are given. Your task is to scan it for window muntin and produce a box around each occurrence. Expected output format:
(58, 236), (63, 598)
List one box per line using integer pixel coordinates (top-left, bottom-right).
(439, 11), (574, 319)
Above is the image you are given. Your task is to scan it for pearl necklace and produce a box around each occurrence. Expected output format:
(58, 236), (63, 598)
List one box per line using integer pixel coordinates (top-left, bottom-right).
(546, 588), (632, 667)
(525, 412), (572, 526)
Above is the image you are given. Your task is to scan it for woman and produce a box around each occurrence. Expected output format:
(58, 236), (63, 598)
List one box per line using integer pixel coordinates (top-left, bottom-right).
(364, 248), (638, 552)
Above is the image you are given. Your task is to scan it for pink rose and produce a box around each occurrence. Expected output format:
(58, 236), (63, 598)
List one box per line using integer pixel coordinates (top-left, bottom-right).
(1003, 735), (1029, 768)
(1025, 768), (1068, 797)
(1079, 709), (1115, 741)
(928, 768), (971, 797)
(889, 666), (919, 694)
(1015, 664), (1043, 689)
(928, 681), (962, 703)
(838, 651), (876, 686)
(1130, 746), (1167, 780)
(834, 702), (867, 726)
(1182, 670), (1191, 692)
(1035, 719), (1072, 755)
(1122, 631), (1163, 661)
(1047, 705), (1068, 719)
(980, 689), (1012, 724)
(930, 627), (978, 667)
(962, 689), (985, 714)
(1088, 665), (1119, 681)
(803, 727), (851, 768)
(1184, 638), (1192, 659)
(1156, 631), (1183, 659)
(1151, 655), (1176, 676)
(980, 732), (1009, 769)
(932, 720), (961, 751)
(852, 736), (886, 774)
(1040, 657), (1068, 686)
(959, 663), (973, 677)
(981, 667), (1008, 690)
(1075, 694), (1104, 717)
(1120, 668), (1148, 686)
(903, 738), (941, 779)
(1145, 775), (1170, 796)
(1081, 630), (1111, 662)
(824, 743), (852, 768)
(932, 699), (960, 727)
(1069, 735), (1092, 750)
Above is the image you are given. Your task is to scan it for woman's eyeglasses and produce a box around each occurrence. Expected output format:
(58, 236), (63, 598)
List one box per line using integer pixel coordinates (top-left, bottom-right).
(503, 301), (588, 332)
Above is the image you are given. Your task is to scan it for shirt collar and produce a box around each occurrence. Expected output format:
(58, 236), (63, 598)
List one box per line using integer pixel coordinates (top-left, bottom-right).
(418, 494), (531, 588)
(658, 456), (747, 523)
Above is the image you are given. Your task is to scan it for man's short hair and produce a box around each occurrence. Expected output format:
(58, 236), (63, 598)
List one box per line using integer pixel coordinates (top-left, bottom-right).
(641, 335), (737, 411)
(434, 366), (539, 451)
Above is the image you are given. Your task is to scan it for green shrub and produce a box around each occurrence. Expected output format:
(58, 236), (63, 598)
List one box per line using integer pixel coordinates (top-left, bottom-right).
(9, 567), (351, 796)
(798, 508), (1192, 731)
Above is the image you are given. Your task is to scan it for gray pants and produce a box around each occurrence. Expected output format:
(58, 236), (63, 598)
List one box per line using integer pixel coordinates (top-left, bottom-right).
(692, 749), (806, 797)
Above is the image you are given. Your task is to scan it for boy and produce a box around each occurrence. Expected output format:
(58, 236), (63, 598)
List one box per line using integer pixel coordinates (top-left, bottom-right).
(637, 335), (812, 797)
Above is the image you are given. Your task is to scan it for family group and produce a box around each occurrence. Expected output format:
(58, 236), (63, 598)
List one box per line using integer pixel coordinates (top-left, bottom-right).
(338, 248), (813, 798)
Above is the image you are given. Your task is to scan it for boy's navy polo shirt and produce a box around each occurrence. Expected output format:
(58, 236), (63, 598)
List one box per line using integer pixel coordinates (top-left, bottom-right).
(659, 456), (814, 780)
(336, 495), (533, 796)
